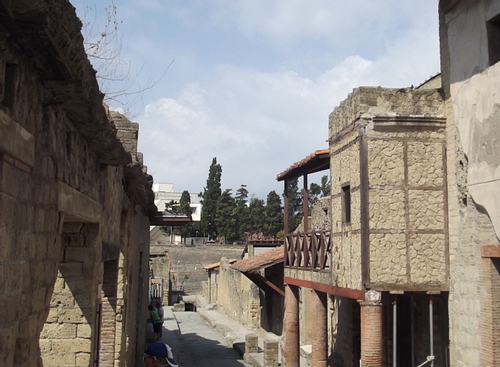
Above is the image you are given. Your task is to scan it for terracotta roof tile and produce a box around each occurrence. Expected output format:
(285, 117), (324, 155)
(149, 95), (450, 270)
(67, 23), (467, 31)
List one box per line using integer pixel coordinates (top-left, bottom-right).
(204, 259), (237, 270)
(276, 149), (329, 181)
(231, 247), (284, 273)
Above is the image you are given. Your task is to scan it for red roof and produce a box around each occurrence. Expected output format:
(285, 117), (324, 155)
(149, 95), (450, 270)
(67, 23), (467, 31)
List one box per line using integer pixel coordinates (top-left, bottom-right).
(231, 247), (284, 273)
(276, 149), (329, 181)
(204, 259), (237, 270)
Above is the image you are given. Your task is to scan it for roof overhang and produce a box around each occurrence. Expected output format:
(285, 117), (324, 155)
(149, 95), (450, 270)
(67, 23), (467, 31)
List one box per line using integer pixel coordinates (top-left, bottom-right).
(277, 149), (329, 182)
(149, 214), (191, 226)
(231, 247), (285, 297)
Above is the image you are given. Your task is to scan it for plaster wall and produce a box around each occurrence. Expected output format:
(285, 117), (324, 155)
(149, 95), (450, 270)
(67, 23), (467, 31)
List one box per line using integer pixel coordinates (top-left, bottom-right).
(440, 1), (500, 365)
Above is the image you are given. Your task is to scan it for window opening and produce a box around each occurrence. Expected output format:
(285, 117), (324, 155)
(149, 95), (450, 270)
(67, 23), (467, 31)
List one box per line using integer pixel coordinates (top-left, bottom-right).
(342, 184), (351, 224)
(487, 13), (500, 66)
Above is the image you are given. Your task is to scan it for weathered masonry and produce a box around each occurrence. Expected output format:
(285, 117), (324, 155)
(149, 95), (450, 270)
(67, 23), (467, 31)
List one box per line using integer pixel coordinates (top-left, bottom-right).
(0, 1), (155, 367)
(279, 83), (448, 367)
(439, 0), (500, 365)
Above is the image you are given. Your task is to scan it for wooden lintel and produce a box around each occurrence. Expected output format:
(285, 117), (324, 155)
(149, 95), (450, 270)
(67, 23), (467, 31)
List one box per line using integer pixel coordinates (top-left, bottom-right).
(482, 245), (500, 258)
(245, 273), (285, 297)
(284, 277), (365, 300)
(366, 283), (449, 292)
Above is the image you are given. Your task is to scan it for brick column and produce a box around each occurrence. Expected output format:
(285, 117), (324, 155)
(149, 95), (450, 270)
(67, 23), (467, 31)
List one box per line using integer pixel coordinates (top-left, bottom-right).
(285, 284), (300, 367)
(359, 291), (383, 367)
(311, 290), (328, 367)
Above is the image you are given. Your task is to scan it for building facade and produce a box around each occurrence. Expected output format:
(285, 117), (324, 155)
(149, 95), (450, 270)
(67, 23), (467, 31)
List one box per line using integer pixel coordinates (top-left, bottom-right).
(279, 84), (448, 367)
(439, 0), (500, 365)
(0, 1), (155, 366)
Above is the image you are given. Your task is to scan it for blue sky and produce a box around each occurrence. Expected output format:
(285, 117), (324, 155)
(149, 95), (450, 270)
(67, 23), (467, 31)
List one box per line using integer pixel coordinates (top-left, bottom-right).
(71, 0), (440, 200)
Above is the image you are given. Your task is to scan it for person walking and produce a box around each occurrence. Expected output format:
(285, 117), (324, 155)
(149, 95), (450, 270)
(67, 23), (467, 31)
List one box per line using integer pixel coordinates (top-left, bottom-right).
(148, 305), (162, 341)
(155, 301), (165, 339)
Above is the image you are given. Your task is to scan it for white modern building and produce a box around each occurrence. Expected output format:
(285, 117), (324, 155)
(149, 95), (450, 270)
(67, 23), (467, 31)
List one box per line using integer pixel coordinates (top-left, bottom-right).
(150, 183), (202, 245)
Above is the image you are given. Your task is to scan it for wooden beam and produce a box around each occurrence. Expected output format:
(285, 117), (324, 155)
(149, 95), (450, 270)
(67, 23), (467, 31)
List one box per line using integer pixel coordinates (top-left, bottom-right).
(245, 273), (285, 297)
(284, 277), (365, 300)
(482, 245), (500, 258)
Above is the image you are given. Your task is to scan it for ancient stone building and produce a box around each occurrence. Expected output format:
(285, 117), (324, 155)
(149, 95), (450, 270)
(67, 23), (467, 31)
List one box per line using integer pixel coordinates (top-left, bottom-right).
(439, 0), (500, 365)
(0, 1), (155, 366)
(278, 84), (447, 367)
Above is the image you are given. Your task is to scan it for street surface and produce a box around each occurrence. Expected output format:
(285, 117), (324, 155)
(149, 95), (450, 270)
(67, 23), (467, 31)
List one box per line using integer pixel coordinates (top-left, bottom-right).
(158, 311), (251, 367)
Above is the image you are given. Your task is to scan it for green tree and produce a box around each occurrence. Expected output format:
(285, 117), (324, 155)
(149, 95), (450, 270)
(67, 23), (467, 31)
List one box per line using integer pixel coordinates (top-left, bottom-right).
(200, 158), (222, 240)
(249, 198), (266, 237)
(215, 189), (237, 242)
(286, 178), (303, 232)
(234, 184), (250, 237)
(309, 175), (331, 208)
(264, 190), (283, 239)
(178, 190), (192, 245)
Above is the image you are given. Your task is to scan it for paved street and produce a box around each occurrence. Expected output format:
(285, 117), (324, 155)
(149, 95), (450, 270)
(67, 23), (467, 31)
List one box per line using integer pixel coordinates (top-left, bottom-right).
(155, 310), (251, 367)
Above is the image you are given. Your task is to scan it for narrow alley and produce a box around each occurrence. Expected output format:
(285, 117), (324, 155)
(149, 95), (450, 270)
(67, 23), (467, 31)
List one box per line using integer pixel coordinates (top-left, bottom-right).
(149, 305), (251, 367)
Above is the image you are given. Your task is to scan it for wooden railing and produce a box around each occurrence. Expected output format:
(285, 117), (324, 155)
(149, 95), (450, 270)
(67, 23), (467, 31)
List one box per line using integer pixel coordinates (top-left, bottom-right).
(284, 231), (331, 270)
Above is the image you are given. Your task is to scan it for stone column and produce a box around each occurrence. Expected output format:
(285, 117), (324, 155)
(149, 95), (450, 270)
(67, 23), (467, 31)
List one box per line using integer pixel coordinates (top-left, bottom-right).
(264, 340), (279, 367)
(284, 284), (300, 367)
(311, 290), (328, 367)
(359, 290), (383, 367)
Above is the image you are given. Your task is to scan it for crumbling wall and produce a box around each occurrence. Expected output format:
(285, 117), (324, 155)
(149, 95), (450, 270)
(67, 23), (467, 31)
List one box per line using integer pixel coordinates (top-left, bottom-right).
(216, 258), (260, 329)
(0, 2), (154, 367)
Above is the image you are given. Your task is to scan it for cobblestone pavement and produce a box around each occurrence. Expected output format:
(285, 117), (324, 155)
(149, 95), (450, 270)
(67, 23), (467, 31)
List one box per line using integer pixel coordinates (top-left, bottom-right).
(158, 311), (251, 367)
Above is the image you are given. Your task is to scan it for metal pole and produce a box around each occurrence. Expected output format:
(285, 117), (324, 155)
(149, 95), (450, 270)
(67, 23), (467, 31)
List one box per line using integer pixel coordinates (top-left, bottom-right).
(411, 295), (416, 367)
(393, 296), (397, 367)
(429, 298), (434, 367)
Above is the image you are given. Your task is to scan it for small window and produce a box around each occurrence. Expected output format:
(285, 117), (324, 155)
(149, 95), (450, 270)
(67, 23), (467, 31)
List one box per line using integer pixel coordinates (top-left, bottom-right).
(487, 13), (500, 66)
(341, 184), (351, 224)
(3, 64), (17, 109)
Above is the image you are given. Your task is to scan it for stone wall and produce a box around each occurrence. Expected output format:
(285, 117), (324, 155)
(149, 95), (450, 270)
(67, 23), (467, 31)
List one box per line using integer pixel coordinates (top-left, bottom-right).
(328, 86), (447, 291)
(215, 258), (261, 329)
(439, 1), (500, 365)
(0, 2), (154, 367)
(163, 245), (244, 295)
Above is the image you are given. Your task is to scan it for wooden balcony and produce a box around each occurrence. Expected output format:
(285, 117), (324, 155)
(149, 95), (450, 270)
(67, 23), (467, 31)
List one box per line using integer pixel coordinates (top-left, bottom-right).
(284, 231), (331, 271)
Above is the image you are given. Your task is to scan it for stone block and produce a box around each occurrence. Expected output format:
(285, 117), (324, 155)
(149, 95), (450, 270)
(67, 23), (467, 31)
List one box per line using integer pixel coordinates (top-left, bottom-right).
(51, 338), (92, 353)
(0, 229), (14, 262)
(77, 323), (92, 338)
(64, 247), (97, 263)
(75, 352), (91, 366)
(50, 291), (76, 308)
(57, 308), (87, 324)
(53, 276), (66, 292)
(40, 323), (77, 339)
(264, 339), (279, 367)
(245, 333), (258, 355)
(58, 261), (83, 277)
(45, 307), (59, 323)
(0, 323), (16, 366)
(41, 353), (76, 366)
(39, 339), (52, 354)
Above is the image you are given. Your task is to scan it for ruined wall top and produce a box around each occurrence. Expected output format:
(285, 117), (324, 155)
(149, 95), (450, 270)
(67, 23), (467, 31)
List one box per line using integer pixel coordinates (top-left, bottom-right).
(328, 86), (445, 139)
(0, 0), (131, 165)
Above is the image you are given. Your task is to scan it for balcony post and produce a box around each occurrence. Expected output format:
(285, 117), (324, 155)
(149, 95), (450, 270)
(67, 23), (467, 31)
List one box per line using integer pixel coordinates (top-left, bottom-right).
(284, 284), (300, 367)
(284, 180), (289, 235)
(311, 290), (328, 367)
(303, 174), (308, 232)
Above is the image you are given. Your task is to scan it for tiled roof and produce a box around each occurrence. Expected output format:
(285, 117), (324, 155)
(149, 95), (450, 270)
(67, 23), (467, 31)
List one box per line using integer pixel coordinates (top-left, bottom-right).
(276, 149), (329, 182)
(203, 259), (237, 270)
(231, 247), (284, 273)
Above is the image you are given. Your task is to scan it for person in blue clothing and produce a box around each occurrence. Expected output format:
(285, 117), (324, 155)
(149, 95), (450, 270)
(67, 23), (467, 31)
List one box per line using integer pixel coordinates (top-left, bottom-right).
(143, 342), (178, 367)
